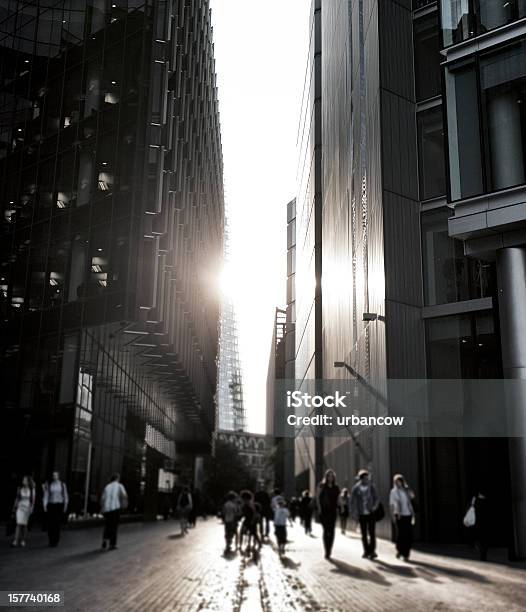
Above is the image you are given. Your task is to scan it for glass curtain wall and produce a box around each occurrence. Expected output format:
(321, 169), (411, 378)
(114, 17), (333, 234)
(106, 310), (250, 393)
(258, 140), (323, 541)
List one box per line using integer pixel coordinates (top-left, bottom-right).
(441, 0), (526, 46)
(446, 39), (526, 200)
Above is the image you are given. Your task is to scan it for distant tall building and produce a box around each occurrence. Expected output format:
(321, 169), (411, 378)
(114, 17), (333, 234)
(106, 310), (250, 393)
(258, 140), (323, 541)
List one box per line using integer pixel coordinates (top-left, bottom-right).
(0, 0), (224, 518)
(216, 220), (245, 432)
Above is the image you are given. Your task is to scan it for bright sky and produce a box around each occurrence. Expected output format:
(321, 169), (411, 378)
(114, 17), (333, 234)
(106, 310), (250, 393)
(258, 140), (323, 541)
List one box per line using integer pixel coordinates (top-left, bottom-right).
(211, 0), (310, 434)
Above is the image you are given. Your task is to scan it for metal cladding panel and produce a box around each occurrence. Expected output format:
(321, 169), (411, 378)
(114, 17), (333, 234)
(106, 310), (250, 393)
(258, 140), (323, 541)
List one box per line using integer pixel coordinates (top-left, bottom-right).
(383, 192), (422, 307)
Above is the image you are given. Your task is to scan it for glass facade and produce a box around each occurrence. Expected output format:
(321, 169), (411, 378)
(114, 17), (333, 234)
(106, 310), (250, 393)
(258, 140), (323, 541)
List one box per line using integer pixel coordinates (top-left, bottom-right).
(421, 207), (497, 305)
(441, 0), (526, 47)
(417, 106), (447, 200)
(414, 11), (442, 102)
(0, 0), (224, 518)
(426, 312), (502, 378)
(446, 39), (526, 200)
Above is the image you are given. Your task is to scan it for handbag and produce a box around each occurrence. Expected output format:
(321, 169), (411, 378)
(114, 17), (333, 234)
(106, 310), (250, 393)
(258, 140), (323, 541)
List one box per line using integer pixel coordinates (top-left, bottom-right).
(372, 502), (385, 522)
(463, 497), (476, 527)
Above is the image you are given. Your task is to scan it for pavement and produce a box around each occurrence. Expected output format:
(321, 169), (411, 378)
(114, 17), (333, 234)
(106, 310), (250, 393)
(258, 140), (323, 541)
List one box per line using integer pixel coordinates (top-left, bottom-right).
(1, 518), (526, 611)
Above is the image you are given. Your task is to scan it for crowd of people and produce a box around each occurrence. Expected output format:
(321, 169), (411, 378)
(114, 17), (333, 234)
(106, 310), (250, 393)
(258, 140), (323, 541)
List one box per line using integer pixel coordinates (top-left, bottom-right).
(218, 469), (420, 562)
(6, 467), (490, 565)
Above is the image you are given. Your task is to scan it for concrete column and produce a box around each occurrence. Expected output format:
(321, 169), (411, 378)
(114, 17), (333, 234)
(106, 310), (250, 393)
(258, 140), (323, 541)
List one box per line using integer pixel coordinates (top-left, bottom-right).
(488, 90), (525, 190)
(497, 247), (526, 558)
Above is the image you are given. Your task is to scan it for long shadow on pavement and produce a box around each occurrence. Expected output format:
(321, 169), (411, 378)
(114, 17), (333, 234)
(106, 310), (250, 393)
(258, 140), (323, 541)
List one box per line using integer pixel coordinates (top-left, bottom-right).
(371, 558), (417, 578)
(329, 558), (391, 586)
(409, 559), (491, 583)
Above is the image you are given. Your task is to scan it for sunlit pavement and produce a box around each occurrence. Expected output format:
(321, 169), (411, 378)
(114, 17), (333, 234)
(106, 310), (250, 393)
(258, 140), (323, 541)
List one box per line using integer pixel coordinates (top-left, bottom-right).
(1, 519), (526, 611)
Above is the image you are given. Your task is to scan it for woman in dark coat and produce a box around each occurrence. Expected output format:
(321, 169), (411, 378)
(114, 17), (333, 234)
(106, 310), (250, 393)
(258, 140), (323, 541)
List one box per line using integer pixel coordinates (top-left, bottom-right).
(317, 469), (340, 560)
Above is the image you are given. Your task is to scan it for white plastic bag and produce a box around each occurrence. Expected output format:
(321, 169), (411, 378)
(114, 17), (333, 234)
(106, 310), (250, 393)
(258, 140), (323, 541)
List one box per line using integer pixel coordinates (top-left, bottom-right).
(463, 497), (476, 528)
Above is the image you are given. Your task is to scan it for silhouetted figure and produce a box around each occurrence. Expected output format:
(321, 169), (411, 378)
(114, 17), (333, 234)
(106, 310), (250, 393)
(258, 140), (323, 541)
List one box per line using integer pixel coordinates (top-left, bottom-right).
(389, 473), (415, 561)
(101, 473), (128, 550)
(350, 469), (379, 559)
(254, 484), (272, 538)
(42, 471), (69, 547)
(222, 491), (240, 554)
(318, 469), (340, 560)
(300, 490), (314, 535)
(176, 486), (192, 535)
(338, 488), (350, 535)
(472, 491), (490, 561)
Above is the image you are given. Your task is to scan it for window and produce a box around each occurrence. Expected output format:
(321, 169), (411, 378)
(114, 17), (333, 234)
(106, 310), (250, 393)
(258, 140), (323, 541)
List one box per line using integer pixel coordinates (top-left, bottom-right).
(426, 312), (502, 378)
(417, 106), (446, 200)
(446, 62), (484, 200)
(421, 208), (496, 305)
(480, 42), (526, 192)
(414, 12), (442, 102)
(441, 0), (526, 47)
(446, 40), (526, 200)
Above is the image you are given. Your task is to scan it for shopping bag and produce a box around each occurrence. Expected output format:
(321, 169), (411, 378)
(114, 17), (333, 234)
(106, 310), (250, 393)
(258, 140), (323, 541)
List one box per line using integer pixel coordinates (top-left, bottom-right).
(463, 498), (476, 528)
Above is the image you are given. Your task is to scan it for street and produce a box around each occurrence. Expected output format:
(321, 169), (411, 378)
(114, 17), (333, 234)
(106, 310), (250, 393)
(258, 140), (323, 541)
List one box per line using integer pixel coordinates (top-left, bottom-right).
(1, 519), (525, 611)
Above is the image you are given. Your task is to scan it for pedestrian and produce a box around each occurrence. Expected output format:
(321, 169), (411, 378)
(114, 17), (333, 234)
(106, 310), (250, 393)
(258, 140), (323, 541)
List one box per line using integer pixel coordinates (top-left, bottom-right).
(270, 488), (285, 514)
(389, 474), (415, 561)
(290, 497), (300, 523)
(350, 469), (380, 559)
(189, 487), (201, 527)
(468, 490), (490, 561)
(42, 471), (69, 547)
(254, 483), (272, 539)
(101, 473), (128, 550)
(11, 476), (35, 548)
(317, 469), (340, 560)
(239, 490), (260, 552)
(273, 498), (289, 556)
(300, 490), (314, 535)
(222, 491), (240, 554)
(338, 488), (350, 535)
(176, 486), (193, 535)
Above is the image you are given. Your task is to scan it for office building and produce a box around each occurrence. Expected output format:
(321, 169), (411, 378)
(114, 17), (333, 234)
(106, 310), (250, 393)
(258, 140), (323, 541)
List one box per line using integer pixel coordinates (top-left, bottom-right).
(0, 0), (224, 518)
(293, 0), (524, 555)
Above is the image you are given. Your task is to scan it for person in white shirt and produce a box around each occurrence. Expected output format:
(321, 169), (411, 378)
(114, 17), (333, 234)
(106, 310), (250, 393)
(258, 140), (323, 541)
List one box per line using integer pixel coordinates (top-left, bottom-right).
(389, 473), (415, 561)
(101, 473), (128, 550)
(43, 471), (69, 547)
(273, 499), (290, 555)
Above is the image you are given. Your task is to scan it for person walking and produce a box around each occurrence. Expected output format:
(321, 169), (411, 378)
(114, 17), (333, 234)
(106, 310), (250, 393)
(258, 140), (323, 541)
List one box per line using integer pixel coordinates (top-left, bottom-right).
(338, 488), (350, 535)
(350, 469), (380, 559)
(273, 498), (290, 556)
(11, 476), (35, 547)
(300, 490), (314, 535)
(467, 490), (490, 561)
(101, 473), (128, 550)
(389, 474), (415, 561)
(254, 484), (272, 539)
(42, 471), (69, 547)
(222, 491), (240, 554)
(318, 469), (340, 560)
(176, 486), (193, 535)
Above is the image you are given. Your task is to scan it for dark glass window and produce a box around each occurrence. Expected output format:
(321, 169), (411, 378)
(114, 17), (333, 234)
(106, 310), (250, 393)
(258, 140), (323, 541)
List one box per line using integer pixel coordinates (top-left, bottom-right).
(426, 312), (502, 378)
(480, 42), (526, 192)
(441, 0), (526, 47)
(446, 40), (526, 200)
(421, 207), (496, 305)
(417, 106), (446, 200)
(446, 63), (484, 200)
(414, 13), (441, 102)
